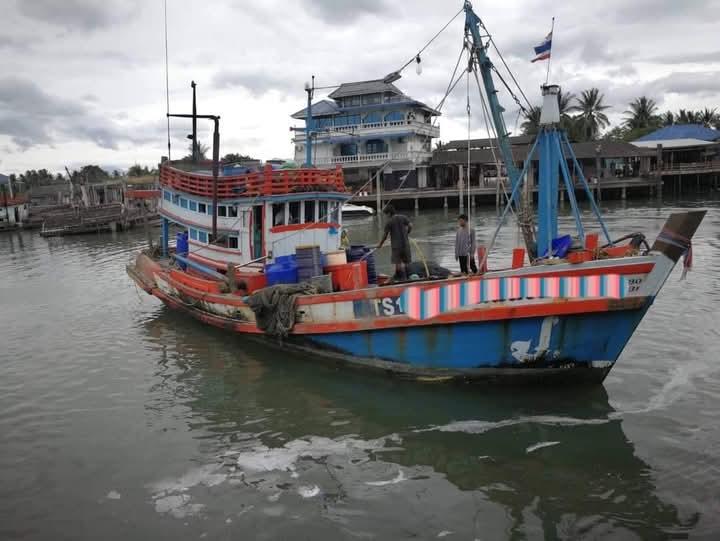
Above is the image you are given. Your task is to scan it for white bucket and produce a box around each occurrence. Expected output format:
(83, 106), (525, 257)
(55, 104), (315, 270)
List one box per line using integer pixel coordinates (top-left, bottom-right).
(325, 250), (347, 266)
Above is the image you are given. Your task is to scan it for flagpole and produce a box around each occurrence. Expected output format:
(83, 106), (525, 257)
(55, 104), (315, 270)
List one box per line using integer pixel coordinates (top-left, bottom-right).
(545, 17), (555, 85)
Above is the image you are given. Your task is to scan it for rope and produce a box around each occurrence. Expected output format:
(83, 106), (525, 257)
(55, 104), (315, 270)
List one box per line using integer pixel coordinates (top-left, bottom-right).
(409, 238), (430, 279)
(394, 6), (464, 75)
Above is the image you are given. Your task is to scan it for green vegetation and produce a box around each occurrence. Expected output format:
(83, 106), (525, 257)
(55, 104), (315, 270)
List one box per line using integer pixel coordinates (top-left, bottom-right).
(522, 89), (720, 142)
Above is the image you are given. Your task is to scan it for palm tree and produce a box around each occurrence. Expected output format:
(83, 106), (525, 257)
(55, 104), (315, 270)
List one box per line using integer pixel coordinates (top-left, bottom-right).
(699, 108), (718, 128)
(520, 106), (542, 135)
(624, 97), (660, 129)
(571, 88), (611, 141)
(661, 111), (675, 126)
(677, 109), (701, 124)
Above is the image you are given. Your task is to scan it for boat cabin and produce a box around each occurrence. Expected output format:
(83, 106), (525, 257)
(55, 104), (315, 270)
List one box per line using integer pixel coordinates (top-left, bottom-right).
(158, 162), (349, 270)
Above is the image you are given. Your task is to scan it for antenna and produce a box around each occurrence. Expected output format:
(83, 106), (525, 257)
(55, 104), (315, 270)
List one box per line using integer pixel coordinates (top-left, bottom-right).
(164, 0), (171, 160)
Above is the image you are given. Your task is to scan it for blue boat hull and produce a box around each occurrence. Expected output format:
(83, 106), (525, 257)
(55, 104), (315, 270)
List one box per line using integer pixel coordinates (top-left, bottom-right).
(304, 302), (651, 381)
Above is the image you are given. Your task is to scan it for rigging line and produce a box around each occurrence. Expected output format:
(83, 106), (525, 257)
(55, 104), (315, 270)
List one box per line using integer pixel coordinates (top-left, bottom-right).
(485, 37), (533, 111)
(466, 53), (471, 216)
(434, 66), (469, 118)
(396, 6), (464, 75)
(473, 68), (515, 216)
(163, 0), (171, 161)
(432, 41), (467, 127)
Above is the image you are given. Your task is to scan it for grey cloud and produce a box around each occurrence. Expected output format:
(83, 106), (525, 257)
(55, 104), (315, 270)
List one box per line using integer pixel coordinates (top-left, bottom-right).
(0, 77), (156, 151)
(301, 0), (391, 23)
(16, 0), (140, 31)
(614, 0), (720, 20)
(644, 51), (720, 65)
(211, 70), (298, 95)
(0, 35), (33, 52)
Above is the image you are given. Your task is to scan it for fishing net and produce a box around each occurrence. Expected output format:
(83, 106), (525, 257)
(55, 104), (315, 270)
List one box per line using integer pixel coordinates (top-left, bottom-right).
(246, 283), (318, 338)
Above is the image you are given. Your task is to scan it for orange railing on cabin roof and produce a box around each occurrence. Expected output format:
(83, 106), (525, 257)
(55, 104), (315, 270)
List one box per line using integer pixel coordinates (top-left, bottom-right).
(160, 162), (346, 199)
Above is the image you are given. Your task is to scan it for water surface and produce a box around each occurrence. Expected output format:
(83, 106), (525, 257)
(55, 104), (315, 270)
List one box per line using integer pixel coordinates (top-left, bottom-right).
(1, 197), (719, 540)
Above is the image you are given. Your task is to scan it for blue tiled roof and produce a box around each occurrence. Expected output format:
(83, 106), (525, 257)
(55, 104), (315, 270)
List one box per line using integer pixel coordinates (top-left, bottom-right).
(291, 99), (340, 119)
(635, 124), (720, 142)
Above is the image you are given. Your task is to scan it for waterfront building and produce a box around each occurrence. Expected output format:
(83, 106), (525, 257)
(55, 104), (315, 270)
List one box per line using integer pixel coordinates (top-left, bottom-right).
(291, 79), (440, 190)
(0, 173), (30, 229)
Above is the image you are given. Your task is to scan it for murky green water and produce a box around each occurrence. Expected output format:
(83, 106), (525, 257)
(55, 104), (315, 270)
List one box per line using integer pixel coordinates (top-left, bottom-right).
(1, 197), (719, 540)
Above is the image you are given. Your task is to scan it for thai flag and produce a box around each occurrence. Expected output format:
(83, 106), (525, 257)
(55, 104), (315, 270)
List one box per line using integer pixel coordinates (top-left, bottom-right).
(532, 32), (552, 63)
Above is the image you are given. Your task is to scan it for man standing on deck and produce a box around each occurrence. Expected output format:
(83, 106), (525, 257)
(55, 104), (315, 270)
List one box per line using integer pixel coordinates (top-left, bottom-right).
(377, 204), (412, 281)
(455, 213), (477, 274)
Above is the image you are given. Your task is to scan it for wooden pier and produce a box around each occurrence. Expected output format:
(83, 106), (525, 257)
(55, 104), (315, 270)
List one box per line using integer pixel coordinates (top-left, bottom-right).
(352, 176), (660, 210)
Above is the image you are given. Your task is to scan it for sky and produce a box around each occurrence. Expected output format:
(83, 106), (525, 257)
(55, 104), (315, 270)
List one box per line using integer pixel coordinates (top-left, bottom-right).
(1, 0), (719, 175)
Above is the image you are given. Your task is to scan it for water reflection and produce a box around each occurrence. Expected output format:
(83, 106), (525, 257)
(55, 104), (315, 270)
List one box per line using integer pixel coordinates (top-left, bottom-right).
(140, 309), (698, 539)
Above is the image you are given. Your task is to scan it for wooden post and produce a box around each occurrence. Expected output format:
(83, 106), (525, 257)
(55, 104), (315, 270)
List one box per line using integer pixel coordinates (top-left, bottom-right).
(414, 198), (419, 211)
(621, 186), (626, 200)
(227, 262), (237, 293)
(375, 170), (381, 213)
(443, 196), (448, 209)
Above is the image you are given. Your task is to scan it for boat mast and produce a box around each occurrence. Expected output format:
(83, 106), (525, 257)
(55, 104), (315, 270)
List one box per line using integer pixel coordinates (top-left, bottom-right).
(463, 2), (521, 200)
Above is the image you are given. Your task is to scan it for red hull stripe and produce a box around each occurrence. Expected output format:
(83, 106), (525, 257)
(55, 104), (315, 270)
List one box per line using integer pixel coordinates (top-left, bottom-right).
(158, 271), (647, 334)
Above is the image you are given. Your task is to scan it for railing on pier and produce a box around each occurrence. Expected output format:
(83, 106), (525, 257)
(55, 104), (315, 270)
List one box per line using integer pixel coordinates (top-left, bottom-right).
(658, 160), (720, 175)
(160, 163), (346, 199)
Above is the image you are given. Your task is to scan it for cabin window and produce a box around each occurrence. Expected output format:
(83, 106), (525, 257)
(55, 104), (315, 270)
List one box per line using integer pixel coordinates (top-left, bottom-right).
(218, 205), (227, 217)
(163, 190), (171, 201)
(172, 194), (180, 205)
(228, 205), (238, 218)
(198, 230), (208, 243)
(198, 202), (207, 213)
(228, 236), (239, 249)
(189, 200), (197, 211)
(288, 201), (300, 224)
(273, 203), (285, 226)
(189, 228), (198, 241)
(303, 200), (315, 223)
(329, 201), (340, 224)
(318, 200), (328, 222)
(180, 198), (188, 209)
(208, 205), (214, 215)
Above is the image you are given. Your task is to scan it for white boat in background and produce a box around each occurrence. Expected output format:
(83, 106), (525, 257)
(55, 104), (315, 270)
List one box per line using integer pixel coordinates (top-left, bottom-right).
(342, 203), (375, 217)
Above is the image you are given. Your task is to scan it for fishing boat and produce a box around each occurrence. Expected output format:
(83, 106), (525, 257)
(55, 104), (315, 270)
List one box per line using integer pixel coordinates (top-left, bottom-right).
(128, 2), (704, 384)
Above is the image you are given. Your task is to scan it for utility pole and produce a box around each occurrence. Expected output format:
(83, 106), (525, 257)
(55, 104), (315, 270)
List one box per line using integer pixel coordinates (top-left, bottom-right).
(191, 81), (198, 162)
(305, 76), (314, 167)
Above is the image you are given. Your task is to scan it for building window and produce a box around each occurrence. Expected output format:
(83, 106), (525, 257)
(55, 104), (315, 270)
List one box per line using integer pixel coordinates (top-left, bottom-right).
(172, 193), (180, 205)
(303, 200), (315, 223)
(180, 198), (188, 209)
(163, 190), (172, 201)
(318, 200), (328, 222)
(362, 94), (381, 105)
(189, 228), (198, 240)
(198, 230), (208, 243)
(198, 202), (207, 213)
(340, 143), (357, 156)
(384, 111), (405, 122)
(273, 203), (285, 226)
(288, 201), (300, 224)
(189, 200), (197, 211)
(363, 112), (382, 124)
(218, 205), (227, 217)
(228, 236), (239, 249)
(228, 205), (238, 218)
(366, 139), (387, 154)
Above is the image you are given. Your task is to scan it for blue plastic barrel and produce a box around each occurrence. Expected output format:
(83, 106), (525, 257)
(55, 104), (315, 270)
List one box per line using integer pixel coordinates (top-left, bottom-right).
(176, 232), (189, 270)
(275, 254), (297, 267)
(265, 263), (299, 285)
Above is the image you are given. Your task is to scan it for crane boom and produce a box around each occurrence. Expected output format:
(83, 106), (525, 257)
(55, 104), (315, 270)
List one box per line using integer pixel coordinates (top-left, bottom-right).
(463, 2), (521, 200)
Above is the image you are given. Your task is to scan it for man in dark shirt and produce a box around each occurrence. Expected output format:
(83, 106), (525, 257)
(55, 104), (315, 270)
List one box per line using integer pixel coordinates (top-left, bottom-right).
(377, 204), (412, 280)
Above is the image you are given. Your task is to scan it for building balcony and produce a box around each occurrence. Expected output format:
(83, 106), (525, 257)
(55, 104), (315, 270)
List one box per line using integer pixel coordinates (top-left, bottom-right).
(315, 151), (433, 167)
(293, 120), (439, 143)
